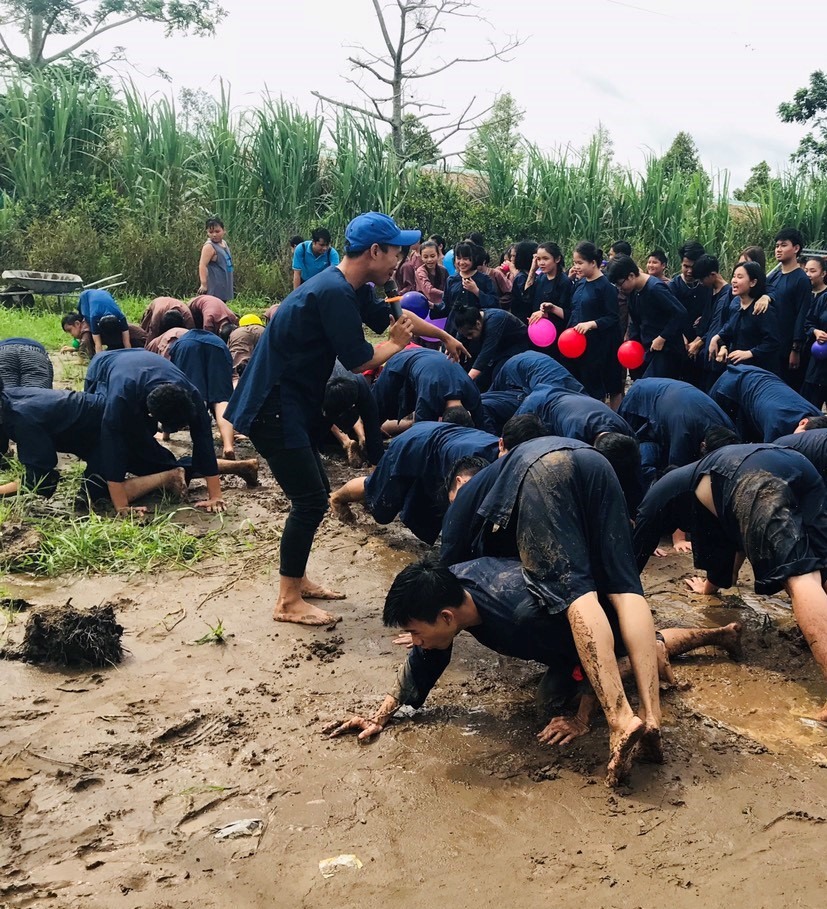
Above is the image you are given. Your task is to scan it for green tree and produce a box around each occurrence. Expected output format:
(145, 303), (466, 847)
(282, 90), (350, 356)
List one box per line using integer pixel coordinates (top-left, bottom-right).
(0, 1), (225, 71)
(660, 131), (704, 182)
(778, 70), (827, 172)
(463, 92), (524, 172)
(734, 160), (780, 202)
(399, 114), (440, 164)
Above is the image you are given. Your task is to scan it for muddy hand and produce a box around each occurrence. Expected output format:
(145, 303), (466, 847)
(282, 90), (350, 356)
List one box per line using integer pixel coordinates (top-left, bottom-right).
(537, 715), (590, 746)
(326, 715), (384, 742)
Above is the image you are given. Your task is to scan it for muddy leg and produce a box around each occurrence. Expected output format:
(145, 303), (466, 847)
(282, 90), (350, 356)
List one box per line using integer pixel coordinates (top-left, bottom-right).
(213, 401), (235, 459)
(567, 592), (644, 787)
(329, 477), (367, 524)
(659, 623), (743, 661)
(786, 573), (827, 722)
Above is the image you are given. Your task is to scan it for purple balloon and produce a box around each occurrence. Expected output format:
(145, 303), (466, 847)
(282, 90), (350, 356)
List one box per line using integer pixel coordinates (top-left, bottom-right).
(812, 340), (827, 361)
(400, 290), (429, 318)
(420, 315), (447, 343)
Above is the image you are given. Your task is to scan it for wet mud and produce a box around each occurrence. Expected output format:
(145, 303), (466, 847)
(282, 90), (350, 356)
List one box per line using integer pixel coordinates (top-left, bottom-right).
(2, 449), (827, 908)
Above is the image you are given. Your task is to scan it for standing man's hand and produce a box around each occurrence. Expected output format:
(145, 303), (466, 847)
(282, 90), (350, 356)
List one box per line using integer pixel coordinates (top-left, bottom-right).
(389, 315), (414, 349)
(443, 336), (470, 363)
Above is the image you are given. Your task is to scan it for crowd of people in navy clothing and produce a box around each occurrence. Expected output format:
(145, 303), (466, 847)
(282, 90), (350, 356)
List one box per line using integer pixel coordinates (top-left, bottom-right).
(3, 211), (827, 788)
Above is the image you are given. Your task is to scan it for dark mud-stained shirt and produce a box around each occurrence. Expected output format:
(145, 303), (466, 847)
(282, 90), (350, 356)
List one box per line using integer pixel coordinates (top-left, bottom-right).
(84, 349), (217, 483)
(226, 267), (390, 443)
(619, 378), (734, 469)
(710, 365), (820, 441)
(140, 298), (196, 341)
(371, 347), (485, 428)
(391, 557), (582, 709)
(516, 387), (632, 442)
(363, 422), (499, 544)
(491, 351), (583, 395)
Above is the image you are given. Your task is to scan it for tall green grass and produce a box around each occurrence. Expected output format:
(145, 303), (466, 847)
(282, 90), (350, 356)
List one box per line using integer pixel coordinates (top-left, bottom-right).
(1, 70), (826, 297)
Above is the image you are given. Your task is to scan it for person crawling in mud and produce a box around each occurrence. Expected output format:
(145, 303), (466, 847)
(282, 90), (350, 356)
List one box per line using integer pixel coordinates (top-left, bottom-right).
(328, 557), (742, 788)
(634, 440), (827, 723)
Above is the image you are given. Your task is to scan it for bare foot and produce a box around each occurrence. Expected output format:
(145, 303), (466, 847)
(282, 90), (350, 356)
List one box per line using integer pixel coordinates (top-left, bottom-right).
(273, 602), (340, 626)
(606, 715), (645, 788)
(721, 622), (744, 661)
(236, 461), (259, 488)
(223, 449), (236, 460)
(162, 468), (188, 500)
(330, 497), (356, 524)
(346, 440), (364, 468)
(301, 580), (346, 601)
(636, 726), (664, 764)
(656, 638), (677, 687)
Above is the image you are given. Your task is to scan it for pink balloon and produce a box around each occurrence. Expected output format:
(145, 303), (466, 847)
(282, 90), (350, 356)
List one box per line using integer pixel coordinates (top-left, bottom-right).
(528, 318), (557, 348)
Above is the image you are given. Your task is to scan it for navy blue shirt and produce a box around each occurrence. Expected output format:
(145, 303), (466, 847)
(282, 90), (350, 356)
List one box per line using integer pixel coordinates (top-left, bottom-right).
(516, 387), (633, 442)
(773, 429), (827, 482)
(466, 309), (529, 376)
(803, 289), (827, 385)
(363, 422), (499, 544)
(169, 329), (234, 405)
(84, 349), (218, 482)
(491, 351), (583, 395)
(619, 378), (734, 469)
(371, 347), (485, 427)
(766, 266), (812, 349)
(511, 271), (574, 328)
(1, 387), (105, 488)
(432, 271), (498, 331)
(710, 365), (819, 442)
(480, 389), (524, 436)
(717, 299), (780, 374)
(569, 274), (619, 336)
(225, 267), (389, 445)
(627, 277), (687, 353)
(392, 557), (583, 709)
(668, 275), (712, 342)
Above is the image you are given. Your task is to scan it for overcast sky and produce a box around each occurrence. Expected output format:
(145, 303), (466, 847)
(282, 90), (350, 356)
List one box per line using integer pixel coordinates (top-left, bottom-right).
(13, 0), (827, 187)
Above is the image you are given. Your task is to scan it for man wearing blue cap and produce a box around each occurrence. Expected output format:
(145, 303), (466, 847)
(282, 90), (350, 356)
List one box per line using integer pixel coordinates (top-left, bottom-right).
(226, 212), (470, 628)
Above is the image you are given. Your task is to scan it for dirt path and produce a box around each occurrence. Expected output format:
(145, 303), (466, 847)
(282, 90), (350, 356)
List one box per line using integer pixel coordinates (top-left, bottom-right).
(2, 456), (827, 909)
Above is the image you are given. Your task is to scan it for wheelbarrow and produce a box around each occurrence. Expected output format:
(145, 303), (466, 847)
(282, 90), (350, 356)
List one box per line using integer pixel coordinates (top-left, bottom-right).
(0, 271), (126, 308)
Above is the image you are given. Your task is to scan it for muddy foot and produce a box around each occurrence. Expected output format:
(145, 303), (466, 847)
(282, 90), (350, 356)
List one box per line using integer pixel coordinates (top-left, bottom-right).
(636, 726), (664, 764)
(301, 582), (346, 601)
(606, 716), (645, 788)
(656, 639), (677, 687)
(273, 604), (341, 627)
(236, 462), (259, 488)
(163, 468), (188, 500)
(346, 440), (364, 469)
(722, 622), (744, 661)
(330, 498), (356, 525)
(222, 449), (236, 460)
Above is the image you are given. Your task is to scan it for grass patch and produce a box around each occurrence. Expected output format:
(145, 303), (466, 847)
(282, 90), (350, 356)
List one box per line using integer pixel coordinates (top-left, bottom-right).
(0, 295), (277, 352)
(192, 619), (226, 645)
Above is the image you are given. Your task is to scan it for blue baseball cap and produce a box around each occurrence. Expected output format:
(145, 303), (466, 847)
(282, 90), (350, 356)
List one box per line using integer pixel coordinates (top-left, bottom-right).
(345, 212), (421, 253)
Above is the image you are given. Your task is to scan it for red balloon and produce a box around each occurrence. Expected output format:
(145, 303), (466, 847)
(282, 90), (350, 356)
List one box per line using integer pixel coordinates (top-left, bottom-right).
(558, 328), (587, 359)
(617, 340), (646, 369)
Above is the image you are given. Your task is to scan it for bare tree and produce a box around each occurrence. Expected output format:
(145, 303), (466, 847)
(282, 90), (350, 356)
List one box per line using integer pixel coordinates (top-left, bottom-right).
(312, 0), (523, 159)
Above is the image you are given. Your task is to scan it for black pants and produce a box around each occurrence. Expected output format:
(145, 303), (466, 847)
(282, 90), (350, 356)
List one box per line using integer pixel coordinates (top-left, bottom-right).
(249, 407), (329, 579)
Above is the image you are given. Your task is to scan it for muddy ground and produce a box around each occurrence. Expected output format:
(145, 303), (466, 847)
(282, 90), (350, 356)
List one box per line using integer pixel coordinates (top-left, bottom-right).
(2, 448), (827, 909)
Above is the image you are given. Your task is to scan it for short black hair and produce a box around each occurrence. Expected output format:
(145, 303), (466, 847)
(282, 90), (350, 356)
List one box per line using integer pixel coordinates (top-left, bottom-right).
(289, 235), (304, 248)
(97, 314), (123, 346)
(218, 321), (236, 342)
(606, 256), (640, 284)
(514, 241), (539, 272)
(442, 405), (474, 427)
(160, 308), (186, 332)
(703, 426), (741, 452)
(311, 227), (332, 244)
(647, 249), (668, 266)
(383, 557), (466, 627)
(323, 375), (360, 419)
(454, 241), (485, 268)
(691, 254), (720, 282)
(775, 227), (804, 252)
(802, 415), (827, 430)
(345, 242), (390, 258)
(445, 455), (489, 494)
(611, 240), (632, 256)
(454, 304), (483, 331)
(145, 383), (197, 431)
(467, 232), (485, 247)
(593, 432), (640, 478)
(678, 241), (705, 262)
(206, 217), (224, 229)
(428, 234), (446, 253)
(501, 413), (548, 451)
(61, 311), (83, 328)
(740, 245), (767, 270)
